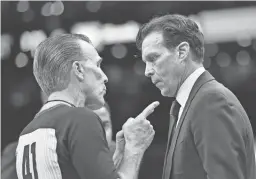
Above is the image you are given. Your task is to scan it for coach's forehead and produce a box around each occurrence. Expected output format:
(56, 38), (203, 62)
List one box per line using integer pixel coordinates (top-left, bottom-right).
(141, 32), (164, 56)
(77, 40), (100, 61)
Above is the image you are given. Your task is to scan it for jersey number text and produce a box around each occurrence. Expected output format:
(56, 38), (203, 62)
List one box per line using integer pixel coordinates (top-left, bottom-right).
(22, 142), (38, 179)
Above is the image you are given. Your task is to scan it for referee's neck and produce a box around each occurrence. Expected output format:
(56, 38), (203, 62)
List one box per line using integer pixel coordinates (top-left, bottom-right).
(47, 89), (85, 108)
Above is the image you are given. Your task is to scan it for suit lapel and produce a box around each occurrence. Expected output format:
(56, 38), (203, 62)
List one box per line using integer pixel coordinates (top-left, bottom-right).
(163, 71), (215, 179)
(162, 113), (176, 178)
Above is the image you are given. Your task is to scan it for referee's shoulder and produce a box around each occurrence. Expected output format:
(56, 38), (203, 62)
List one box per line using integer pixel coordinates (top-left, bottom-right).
(66, 107), (102, 126)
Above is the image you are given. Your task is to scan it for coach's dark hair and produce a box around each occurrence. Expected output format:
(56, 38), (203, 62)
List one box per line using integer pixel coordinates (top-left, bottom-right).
(33, 34), (92, 96)
(136, 14), (205, 62)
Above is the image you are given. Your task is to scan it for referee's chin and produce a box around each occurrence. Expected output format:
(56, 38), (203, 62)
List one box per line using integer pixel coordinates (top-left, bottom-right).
(98, 96), (105, 107)
(85, 97), (105, 110)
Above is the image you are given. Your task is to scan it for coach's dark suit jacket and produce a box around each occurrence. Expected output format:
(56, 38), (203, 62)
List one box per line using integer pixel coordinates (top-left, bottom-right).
(162, 71), (256, 179)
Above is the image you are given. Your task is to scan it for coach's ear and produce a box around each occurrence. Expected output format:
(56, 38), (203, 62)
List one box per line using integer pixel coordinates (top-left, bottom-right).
(72, 61), (84, 81)
(176, 41), (190, 62)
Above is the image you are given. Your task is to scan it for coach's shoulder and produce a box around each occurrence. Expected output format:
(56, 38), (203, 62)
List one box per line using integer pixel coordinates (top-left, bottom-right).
(190, 81), (240, 127)
(195, 80), (232, 103)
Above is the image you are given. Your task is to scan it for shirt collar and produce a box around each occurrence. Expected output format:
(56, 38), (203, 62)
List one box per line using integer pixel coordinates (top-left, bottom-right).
(176, 67), (205, 108)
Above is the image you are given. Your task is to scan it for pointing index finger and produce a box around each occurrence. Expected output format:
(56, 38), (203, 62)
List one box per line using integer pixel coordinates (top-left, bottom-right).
(137, 101), (160, 119)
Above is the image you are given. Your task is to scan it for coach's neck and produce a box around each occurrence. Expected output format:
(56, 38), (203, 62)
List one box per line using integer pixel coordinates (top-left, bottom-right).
(172, 58), (203, 98)
(179, 58), (203, 83)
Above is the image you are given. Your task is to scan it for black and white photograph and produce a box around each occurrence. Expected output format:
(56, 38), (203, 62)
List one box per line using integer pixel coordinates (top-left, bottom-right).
(1, 1), (256, 179)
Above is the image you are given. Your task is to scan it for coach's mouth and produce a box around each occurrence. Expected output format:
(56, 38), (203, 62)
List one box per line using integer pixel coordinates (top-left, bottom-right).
(152, 79), (160, 85)
(101, 87), (107, 94)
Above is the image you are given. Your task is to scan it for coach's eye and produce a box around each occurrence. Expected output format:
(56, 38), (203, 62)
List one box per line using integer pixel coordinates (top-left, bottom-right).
(150, 54), (160, 62)
(151, 57), (158, 65)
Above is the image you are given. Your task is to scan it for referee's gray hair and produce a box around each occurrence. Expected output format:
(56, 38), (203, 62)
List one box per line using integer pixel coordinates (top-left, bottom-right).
(33, 34), (92, 96)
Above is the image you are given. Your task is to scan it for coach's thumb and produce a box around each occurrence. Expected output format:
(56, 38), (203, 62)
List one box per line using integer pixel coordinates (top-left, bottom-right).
(116, 130), (125, 152)
(116, 130), (124, 142)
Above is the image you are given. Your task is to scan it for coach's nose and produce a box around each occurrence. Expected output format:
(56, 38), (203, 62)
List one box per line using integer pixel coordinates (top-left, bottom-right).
(145, 63), (154, 77)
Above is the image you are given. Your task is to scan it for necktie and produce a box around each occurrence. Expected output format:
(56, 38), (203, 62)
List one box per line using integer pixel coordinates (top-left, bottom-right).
(166, 99), (181, 155)
(162, 100), (181, 179)
(170, 99), (181, 123)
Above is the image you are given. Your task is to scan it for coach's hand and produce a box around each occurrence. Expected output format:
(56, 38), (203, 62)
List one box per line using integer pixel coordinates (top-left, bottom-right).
(113, 130), (125, 168)
(122, 101), (160, 153)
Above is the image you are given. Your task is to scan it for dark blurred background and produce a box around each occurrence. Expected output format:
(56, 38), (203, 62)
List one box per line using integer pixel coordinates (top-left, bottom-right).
(1, 1), (256, 178)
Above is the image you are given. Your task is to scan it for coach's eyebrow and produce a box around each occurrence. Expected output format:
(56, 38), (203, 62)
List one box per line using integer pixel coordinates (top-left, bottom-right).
(144, 52), (160, 62)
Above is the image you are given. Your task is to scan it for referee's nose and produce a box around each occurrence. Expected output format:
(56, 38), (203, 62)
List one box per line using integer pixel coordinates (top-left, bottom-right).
(102, 71), (108, 84)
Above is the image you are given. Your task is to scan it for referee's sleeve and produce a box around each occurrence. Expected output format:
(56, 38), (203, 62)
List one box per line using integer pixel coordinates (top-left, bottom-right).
(67, 108), (119, 179)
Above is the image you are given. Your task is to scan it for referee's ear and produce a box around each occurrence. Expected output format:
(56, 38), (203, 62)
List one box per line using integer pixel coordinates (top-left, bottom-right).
(72, 61), (84, 81)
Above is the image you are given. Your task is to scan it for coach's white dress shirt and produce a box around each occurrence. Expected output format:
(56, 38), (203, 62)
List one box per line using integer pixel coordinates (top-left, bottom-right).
(176, 67), (205, 128)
